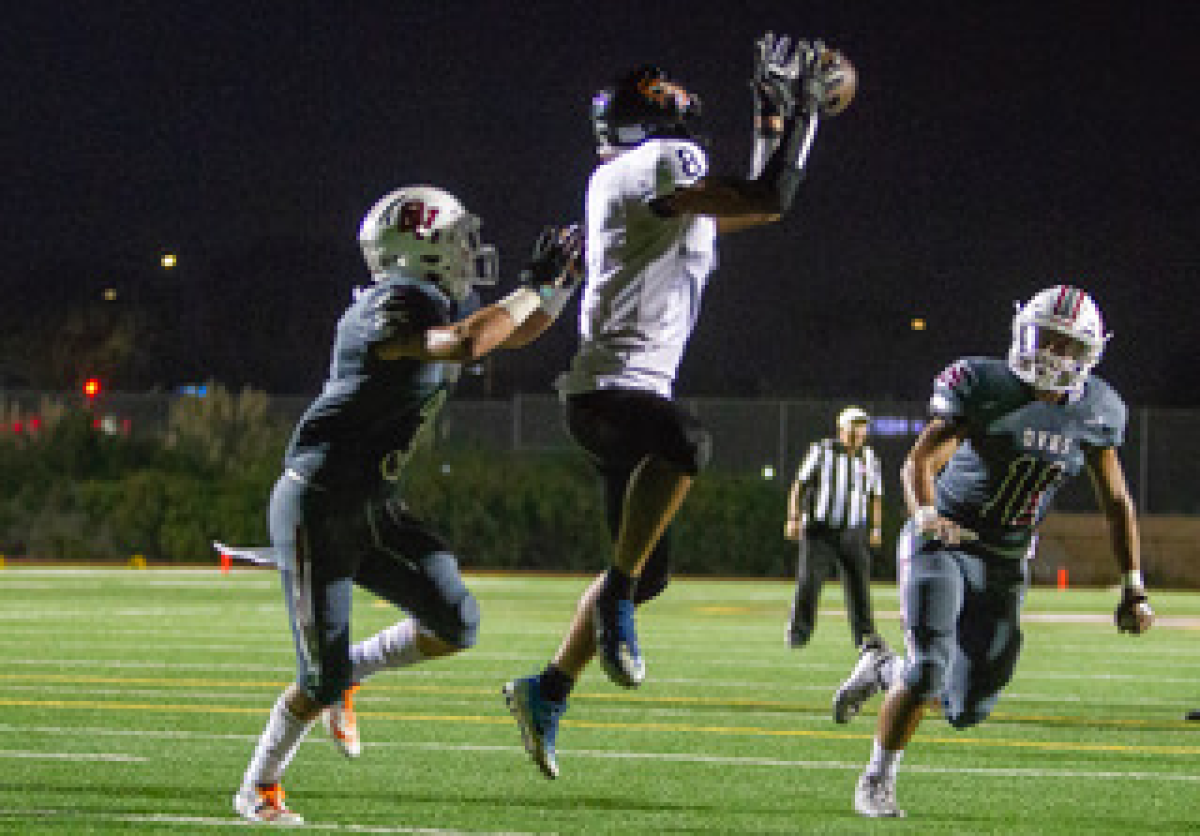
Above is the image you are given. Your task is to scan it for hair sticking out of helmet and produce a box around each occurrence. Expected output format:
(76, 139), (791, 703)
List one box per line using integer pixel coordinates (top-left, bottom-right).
(1007, 285), (1111, 396)
(593, 65), (702, 152)
(357, 185), (498, 301)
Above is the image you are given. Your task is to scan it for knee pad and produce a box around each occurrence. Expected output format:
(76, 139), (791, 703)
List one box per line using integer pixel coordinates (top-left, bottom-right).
(451, 592), (481, 649)
(419, 552), (481, 649)
(427, 587), (479, 650)
(946, 705), (991, 730)
(903, 658), (948, 702)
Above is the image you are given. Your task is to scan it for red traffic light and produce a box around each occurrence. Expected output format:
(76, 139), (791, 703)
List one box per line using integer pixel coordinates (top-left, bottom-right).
(83, 378), (102, 398)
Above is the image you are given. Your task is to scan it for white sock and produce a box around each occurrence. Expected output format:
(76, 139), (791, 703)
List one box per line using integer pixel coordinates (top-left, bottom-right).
(866, 738), (905, 780)
(241, 693), (315, 790)
(350, 618), (426, 682)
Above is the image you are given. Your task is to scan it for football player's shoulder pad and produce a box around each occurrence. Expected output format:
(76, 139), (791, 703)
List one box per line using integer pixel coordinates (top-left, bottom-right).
(360, 277), (451, 344)
(1078, 374), (1127, 447)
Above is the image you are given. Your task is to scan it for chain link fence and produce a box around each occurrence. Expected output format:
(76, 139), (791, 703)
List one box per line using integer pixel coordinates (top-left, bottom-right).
(4, 390), (1198, 515)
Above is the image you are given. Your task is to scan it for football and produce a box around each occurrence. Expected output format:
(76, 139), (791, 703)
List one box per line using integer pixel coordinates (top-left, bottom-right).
(817, 48), (857, 116)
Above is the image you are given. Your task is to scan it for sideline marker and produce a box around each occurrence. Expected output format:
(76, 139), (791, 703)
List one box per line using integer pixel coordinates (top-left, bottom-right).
(1057, 566), (1068, 590)
(220, 551), (231, 573)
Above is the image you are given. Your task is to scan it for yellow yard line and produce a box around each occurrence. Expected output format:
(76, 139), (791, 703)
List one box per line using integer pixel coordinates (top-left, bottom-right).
(0, 673), (1185, 729)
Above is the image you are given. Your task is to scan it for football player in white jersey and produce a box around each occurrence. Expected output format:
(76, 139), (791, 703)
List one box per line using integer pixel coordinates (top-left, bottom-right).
(504, 34), (857, 779)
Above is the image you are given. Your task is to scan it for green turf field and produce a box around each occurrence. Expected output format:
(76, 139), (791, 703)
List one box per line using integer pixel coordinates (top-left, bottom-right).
(0, 567), (1196, 833)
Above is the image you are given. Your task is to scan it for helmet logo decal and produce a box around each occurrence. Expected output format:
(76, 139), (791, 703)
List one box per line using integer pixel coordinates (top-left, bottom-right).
(396, 201), (441, 242)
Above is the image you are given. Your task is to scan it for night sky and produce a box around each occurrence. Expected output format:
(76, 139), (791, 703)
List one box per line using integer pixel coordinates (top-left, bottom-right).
(5, 2), (1197, 404)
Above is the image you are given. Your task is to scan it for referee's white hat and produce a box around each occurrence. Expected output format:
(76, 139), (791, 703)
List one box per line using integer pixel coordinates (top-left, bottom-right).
(837, 406), (871, 431)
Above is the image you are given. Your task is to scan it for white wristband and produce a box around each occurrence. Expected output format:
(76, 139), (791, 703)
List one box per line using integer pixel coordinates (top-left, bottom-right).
(913, 505), (938, 531)
(495, 287), (542, 326)
(1122, 569), (1144, 590)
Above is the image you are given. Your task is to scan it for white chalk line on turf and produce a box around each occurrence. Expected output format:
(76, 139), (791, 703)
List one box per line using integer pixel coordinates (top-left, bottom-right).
(0, 749), (147, 762)
(0, 810), (538, 835)
(1, 724), (1196, 782)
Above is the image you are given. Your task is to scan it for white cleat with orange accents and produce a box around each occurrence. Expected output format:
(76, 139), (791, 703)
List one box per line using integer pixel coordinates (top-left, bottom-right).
(323, 684), (362, 758)
(233, 783), (304, 825)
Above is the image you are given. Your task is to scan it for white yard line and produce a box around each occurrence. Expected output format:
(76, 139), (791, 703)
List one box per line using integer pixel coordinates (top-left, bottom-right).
(0, 810), (539, 835)
(0, 724), (1195, 782)
(0, 749), (146, 762)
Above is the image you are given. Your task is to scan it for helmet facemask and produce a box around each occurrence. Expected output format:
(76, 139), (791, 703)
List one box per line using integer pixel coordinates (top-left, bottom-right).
(358, 186), (498, 301)
(1007, 286), (1110, 395)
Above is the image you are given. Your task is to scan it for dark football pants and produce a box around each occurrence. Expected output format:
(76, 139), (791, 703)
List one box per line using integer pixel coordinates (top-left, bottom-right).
(788, 527), (878, 648)
(897, 521), (1028, 728)
(565, 390), (712, 605)
(269, 473), (480, 706)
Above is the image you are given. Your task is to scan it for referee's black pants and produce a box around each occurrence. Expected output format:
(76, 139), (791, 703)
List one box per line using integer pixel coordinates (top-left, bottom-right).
(788, 526), (877, 649)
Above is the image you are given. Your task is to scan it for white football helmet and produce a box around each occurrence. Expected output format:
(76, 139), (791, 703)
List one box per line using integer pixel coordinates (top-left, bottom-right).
(357, 185), (498, 300)
(1007, 285), (1111, 395)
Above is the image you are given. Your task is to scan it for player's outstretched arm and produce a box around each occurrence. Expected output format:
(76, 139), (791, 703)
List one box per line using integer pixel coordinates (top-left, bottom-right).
(502, 224), (585, 349)
(376, 225), (582, 363)
(655, 36), (855, 234)
(1086, 445), (1154, 634)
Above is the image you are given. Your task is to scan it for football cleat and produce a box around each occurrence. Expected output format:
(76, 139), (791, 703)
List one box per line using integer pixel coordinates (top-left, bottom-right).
(833, 639), (894, 724)
(854, 771), (905, 818)
(322, 684), (361, 758)
(503, 676), (567, 780)
(592, 596), (645, 688)
(233, 783), (304, 825)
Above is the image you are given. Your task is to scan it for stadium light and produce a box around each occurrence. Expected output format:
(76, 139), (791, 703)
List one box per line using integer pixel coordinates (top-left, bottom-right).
(160, 253), (178, 269)
(102, 287), (118, 301)
(910, 317), (927, 331)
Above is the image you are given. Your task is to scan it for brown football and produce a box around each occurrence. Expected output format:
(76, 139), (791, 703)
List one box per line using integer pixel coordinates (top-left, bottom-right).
(818, 48), (857, 116)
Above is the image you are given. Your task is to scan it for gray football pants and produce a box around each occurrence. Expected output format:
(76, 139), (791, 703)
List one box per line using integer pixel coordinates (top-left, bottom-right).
(269, 472), (480, 706)
(897, 521), (1029, 728)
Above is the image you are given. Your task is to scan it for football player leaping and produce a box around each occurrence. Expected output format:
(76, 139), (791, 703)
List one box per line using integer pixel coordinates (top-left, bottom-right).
(231, 186), (581, 824)
(503, 33), (855, 780)
(831, 286), (1155, 819)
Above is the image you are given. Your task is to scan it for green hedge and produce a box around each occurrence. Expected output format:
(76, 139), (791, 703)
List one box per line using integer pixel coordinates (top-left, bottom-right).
(0, 390), (797, 577)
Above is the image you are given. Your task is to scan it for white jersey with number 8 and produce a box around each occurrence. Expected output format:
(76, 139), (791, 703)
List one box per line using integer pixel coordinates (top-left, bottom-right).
(557, 138), (717, 398)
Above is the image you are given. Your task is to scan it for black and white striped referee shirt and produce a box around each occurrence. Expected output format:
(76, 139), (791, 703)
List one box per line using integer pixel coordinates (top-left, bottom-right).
(795, 439), (883, 529)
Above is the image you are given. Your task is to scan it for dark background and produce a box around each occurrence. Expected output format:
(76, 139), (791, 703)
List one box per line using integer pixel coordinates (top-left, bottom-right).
(4, 1), (1196, 404)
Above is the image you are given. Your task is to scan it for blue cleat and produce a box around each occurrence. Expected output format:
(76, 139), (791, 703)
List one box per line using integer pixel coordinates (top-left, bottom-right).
(503, 676), (567, 779)
(592, 596), (646, 688)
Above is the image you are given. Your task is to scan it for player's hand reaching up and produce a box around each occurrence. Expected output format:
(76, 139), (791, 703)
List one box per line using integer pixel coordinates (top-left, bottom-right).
(752, 32), (808, 130)
(520, 224), (584, 319)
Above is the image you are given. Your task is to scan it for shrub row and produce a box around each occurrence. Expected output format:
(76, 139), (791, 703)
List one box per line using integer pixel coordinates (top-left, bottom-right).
(0, 389), (799, 577)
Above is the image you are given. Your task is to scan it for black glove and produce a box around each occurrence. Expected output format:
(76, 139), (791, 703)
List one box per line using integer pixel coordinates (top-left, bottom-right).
(1114, 586), (1154, 635)
(519, 224), (584, 318)
(752, 33), (810, 129)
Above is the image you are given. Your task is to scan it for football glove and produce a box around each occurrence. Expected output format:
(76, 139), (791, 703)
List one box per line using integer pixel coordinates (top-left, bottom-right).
(1114, 586), (1154, 635)
(519, 224), (584, 318)
(752, 32), (810, 128)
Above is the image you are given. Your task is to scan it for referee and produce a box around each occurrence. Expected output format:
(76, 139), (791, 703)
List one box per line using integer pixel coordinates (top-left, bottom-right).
(784, 406), (884, 652)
